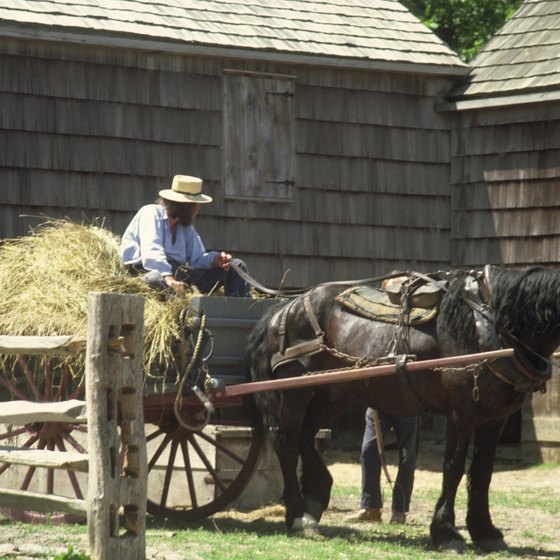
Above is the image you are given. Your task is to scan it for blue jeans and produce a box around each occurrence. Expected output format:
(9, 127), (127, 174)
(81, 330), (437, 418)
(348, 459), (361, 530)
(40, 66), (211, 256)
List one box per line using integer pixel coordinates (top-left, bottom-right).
(139, 258), (251, 297)
(360, 408), (421, 513)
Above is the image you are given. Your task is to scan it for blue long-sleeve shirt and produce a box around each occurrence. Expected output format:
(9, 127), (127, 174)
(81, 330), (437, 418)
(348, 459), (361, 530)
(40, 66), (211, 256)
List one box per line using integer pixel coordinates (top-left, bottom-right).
(120, 204), (217, 276)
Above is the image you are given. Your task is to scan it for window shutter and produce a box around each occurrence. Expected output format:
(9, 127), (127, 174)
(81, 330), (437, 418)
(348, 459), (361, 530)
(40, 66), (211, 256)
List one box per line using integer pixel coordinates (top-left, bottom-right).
(223, 71), (295, 200)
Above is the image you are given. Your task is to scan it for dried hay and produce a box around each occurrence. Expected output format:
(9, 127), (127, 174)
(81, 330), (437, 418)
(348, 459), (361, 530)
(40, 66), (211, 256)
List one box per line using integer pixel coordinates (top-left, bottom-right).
(0, 219), (194, 377)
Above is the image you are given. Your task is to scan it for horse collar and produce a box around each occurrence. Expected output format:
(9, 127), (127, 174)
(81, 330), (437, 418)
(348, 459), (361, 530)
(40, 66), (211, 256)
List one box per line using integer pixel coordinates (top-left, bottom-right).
(465, 270), (551, 393)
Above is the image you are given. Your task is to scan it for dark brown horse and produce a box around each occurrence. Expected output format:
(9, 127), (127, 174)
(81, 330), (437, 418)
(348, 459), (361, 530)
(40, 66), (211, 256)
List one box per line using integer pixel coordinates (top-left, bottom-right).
(246, 265), (560, 552)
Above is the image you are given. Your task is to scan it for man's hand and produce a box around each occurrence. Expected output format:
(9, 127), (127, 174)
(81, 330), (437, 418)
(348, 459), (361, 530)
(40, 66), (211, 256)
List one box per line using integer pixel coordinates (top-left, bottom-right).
(163, 275), (187, 292)
(212, 251), (233, 270)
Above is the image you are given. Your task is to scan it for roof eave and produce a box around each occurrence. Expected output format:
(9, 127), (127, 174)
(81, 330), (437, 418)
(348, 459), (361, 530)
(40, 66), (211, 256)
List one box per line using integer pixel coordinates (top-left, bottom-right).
(0, 23), (469, 78)
(436, 89), (560, 112)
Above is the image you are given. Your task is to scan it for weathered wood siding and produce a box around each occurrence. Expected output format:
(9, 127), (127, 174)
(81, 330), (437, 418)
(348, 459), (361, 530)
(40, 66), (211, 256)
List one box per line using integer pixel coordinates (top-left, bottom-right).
(1, 38), (456, 287)
(448, 103), (560, 267)
(522, 368), (560, 462)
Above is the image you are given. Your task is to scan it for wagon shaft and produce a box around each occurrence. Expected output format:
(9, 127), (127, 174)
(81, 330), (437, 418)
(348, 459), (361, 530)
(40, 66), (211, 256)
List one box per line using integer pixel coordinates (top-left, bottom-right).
(213, 348), (515, 399)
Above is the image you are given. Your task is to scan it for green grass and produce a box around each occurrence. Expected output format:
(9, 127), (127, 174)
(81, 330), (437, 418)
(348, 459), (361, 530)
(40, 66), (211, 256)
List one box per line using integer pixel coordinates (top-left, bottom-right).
(0, 511), (545, 560)
(0, 457), (558, 559)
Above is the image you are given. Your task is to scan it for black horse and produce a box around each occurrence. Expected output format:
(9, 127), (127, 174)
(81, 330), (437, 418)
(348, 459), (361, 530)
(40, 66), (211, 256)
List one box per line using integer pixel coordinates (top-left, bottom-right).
(246, 265), (560, 552)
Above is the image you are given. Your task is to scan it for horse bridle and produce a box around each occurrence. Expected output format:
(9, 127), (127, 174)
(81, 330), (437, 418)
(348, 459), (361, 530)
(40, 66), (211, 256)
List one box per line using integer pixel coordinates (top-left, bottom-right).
(451, 267), (551, 393)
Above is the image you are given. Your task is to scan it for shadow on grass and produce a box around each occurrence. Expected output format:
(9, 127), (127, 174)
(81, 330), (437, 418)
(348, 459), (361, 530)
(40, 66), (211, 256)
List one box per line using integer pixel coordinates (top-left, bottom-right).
(506, 546), (560, 559)
(147, 514), (433, 554)
(146, 514), (560, 558)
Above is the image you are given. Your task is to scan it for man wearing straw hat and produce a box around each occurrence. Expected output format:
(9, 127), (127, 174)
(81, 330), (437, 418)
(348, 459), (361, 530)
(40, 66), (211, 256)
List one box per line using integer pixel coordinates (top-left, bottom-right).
(120, 175), (251, 297)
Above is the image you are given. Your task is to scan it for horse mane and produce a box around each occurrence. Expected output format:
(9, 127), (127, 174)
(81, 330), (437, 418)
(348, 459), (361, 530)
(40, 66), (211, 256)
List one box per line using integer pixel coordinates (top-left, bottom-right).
(438, 266), (560, 353)
(490, 266), (560, 337)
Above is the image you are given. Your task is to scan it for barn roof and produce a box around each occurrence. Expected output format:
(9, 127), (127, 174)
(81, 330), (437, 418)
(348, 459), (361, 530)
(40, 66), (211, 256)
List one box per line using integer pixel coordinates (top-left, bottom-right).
(0, 0), (467, 75)
(444, 0), (560, 109)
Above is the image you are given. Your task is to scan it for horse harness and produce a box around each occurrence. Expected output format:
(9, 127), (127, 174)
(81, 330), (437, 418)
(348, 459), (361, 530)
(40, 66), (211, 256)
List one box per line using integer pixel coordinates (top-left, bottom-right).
(461, 266), (551, 394)
(269, 265), (552, 400)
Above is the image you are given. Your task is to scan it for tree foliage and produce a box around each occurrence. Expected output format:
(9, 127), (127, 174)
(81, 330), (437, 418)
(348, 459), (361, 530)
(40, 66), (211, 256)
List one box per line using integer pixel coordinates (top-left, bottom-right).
(401, 0), (524, 61)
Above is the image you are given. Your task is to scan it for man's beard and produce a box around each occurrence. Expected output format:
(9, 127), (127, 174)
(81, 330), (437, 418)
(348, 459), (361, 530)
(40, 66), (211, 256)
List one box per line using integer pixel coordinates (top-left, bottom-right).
(178, 215), (194, 226)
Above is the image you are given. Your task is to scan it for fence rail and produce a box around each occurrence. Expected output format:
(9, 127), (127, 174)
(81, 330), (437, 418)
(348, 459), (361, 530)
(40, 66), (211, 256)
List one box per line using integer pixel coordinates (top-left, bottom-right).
(0, 292), (147, 560)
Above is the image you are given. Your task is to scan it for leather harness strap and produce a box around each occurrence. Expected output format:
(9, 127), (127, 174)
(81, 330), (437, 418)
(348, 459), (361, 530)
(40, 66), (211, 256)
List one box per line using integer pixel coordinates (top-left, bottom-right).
(271, 292), (326, 373)
(230, 260), (407, 298)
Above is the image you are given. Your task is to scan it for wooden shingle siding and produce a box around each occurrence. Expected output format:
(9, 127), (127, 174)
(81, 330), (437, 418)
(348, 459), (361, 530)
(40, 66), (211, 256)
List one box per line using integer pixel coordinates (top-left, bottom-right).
(447, 4), (560, 271)
(0, 0), (465, 286)
(449, 104), (560, 268)
(297, 157), (450, 196)
(0, 37), (456, 284)
(444, 0), (560, 459)
(455, 179), (560, 210)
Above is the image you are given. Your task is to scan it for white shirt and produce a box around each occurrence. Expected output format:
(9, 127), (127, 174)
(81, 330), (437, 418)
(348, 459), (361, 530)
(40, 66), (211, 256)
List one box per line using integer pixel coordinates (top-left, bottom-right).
(120, 204), (216, 276)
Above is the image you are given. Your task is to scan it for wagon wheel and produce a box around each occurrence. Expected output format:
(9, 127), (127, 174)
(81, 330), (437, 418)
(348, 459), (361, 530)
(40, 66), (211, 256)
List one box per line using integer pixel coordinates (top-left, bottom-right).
(0, 356), (87, 524)
(143, 391), (264, 521)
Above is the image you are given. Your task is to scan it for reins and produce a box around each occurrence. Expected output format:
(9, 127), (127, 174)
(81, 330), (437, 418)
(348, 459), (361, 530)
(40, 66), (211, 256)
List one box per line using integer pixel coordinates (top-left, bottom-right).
(230, 261), (407, 298)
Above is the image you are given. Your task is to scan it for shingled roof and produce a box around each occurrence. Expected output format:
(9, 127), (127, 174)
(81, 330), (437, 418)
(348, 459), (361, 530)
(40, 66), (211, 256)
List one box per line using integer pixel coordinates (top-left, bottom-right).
(0, 0), (466, 75)
(446, 0), (560, 107)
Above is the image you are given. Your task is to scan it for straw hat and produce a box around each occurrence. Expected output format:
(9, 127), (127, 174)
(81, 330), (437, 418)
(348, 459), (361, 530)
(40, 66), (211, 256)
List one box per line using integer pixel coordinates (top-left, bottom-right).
(159, 175), (213, 204)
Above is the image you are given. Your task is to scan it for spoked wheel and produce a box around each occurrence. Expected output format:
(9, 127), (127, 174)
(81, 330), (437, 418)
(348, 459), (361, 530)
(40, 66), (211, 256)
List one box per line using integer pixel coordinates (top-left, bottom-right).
(0, 356), (87, 523)
(143, 391), (263, 521)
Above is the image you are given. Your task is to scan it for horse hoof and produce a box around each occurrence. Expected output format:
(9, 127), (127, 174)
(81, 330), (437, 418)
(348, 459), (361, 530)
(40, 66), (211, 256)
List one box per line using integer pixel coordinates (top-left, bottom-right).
(290, 513), (319, 535)
(437, 539), (468, 554)
(476, 538), (508, 552)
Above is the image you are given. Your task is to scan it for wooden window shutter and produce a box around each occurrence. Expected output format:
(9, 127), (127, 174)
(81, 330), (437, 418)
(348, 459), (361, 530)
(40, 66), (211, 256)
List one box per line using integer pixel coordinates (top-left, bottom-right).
(223, 70), (295, 200)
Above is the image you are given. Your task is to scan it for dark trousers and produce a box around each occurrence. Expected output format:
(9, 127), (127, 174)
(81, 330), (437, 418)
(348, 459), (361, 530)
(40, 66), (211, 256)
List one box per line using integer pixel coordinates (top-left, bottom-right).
(184, 259), (251, 297)
(360, 408), (421, 513)
(130, 258), (251, 297)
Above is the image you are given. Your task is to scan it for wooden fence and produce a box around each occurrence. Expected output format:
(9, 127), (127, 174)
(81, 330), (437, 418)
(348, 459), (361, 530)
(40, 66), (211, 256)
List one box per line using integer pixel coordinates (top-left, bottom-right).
(0, 292), (147, 560)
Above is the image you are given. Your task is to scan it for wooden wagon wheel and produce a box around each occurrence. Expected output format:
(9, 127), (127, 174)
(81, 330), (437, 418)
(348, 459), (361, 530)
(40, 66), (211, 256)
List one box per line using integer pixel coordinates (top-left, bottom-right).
(0, 356), (87, 524)
(0, 360), (264, 524)
(143, 390), (264, 521)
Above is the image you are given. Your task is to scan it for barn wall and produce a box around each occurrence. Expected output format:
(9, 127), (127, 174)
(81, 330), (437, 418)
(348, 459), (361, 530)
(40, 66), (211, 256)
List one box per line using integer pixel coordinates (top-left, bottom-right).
(448, 102), (560, 461)
(448, 103), (560, 268)
(522, 368), (560, 462)
(0, 38), (456, 287)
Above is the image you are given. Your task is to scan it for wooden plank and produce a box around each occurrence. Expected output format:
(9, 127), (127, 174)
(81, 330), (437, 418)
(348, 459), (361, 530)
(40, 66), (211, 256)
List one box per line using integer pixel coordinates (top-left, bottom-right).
(0, 91), (220, 144)
(0, 399), (87, 425)
(452, 208), (560, 238)
(0, 54), (221, 111)
(0, 488), (87, 515)
(1, 130), (220, 177)
(297, 84), (450, 130)
(86, 292), (147, 560)
(0, 335), (86, 356)
(0, 446), (88, 472)
(297, 121), (450, 163)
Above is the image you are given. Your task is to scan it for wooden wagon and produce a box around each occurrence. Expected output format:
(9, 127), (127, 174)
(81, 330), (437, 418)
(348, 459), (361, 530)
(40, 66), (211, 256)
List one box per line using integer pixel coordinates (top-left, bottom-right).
(0, 294), (514, 524)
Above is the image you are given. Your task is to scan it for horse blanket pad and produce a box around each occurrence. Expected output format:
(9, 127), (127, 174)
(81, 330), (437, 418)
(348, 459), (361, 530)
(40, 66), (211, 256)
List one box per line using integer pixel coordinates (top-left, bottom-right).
(335, 285), (438, 325)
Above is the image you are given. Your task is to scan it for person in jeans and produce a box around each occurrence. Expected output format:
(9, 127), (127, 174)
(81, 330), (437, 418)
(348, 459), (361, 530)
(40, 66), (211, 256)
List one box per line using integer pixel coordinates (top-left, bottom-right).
(120, 174), (250, 297)
(347, 408), (421, 524)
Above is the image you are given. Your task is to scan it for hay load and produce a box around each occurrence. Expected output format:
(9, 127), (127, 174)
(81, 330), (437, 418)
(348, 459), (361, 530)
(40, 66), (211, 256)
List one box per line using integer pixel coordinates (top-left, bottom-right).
(0, 219), (194, 375)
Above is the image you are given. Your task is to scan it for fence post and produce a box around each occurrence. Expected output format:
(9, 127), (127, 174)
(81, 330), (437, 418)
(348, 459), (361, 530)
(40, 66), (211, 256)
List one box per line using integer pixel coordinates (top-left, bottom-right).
(86, 292), (147, 560)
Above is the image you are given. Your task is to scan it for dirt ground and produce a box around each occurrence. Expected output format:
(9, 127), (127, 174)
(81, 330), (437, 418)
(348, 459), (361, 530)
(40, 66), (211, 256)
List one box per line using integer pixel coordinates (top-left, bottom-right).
(321, 438), (560, 557)
(225, 437), (560, 558)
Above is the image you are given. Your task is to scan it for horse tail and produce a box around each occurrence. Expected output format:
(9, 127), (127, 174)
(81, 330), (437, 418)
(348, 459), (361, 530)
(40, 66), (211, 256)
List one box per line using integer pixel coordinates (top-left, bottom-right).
(245, 302), (286, 441)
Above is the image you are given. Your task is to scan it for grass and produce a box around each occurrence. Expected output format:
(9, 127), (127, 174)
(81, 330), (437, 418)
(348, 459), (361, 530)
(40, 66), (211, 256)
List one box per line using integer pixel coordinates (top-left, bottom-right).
(1, 455), (558, 560)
